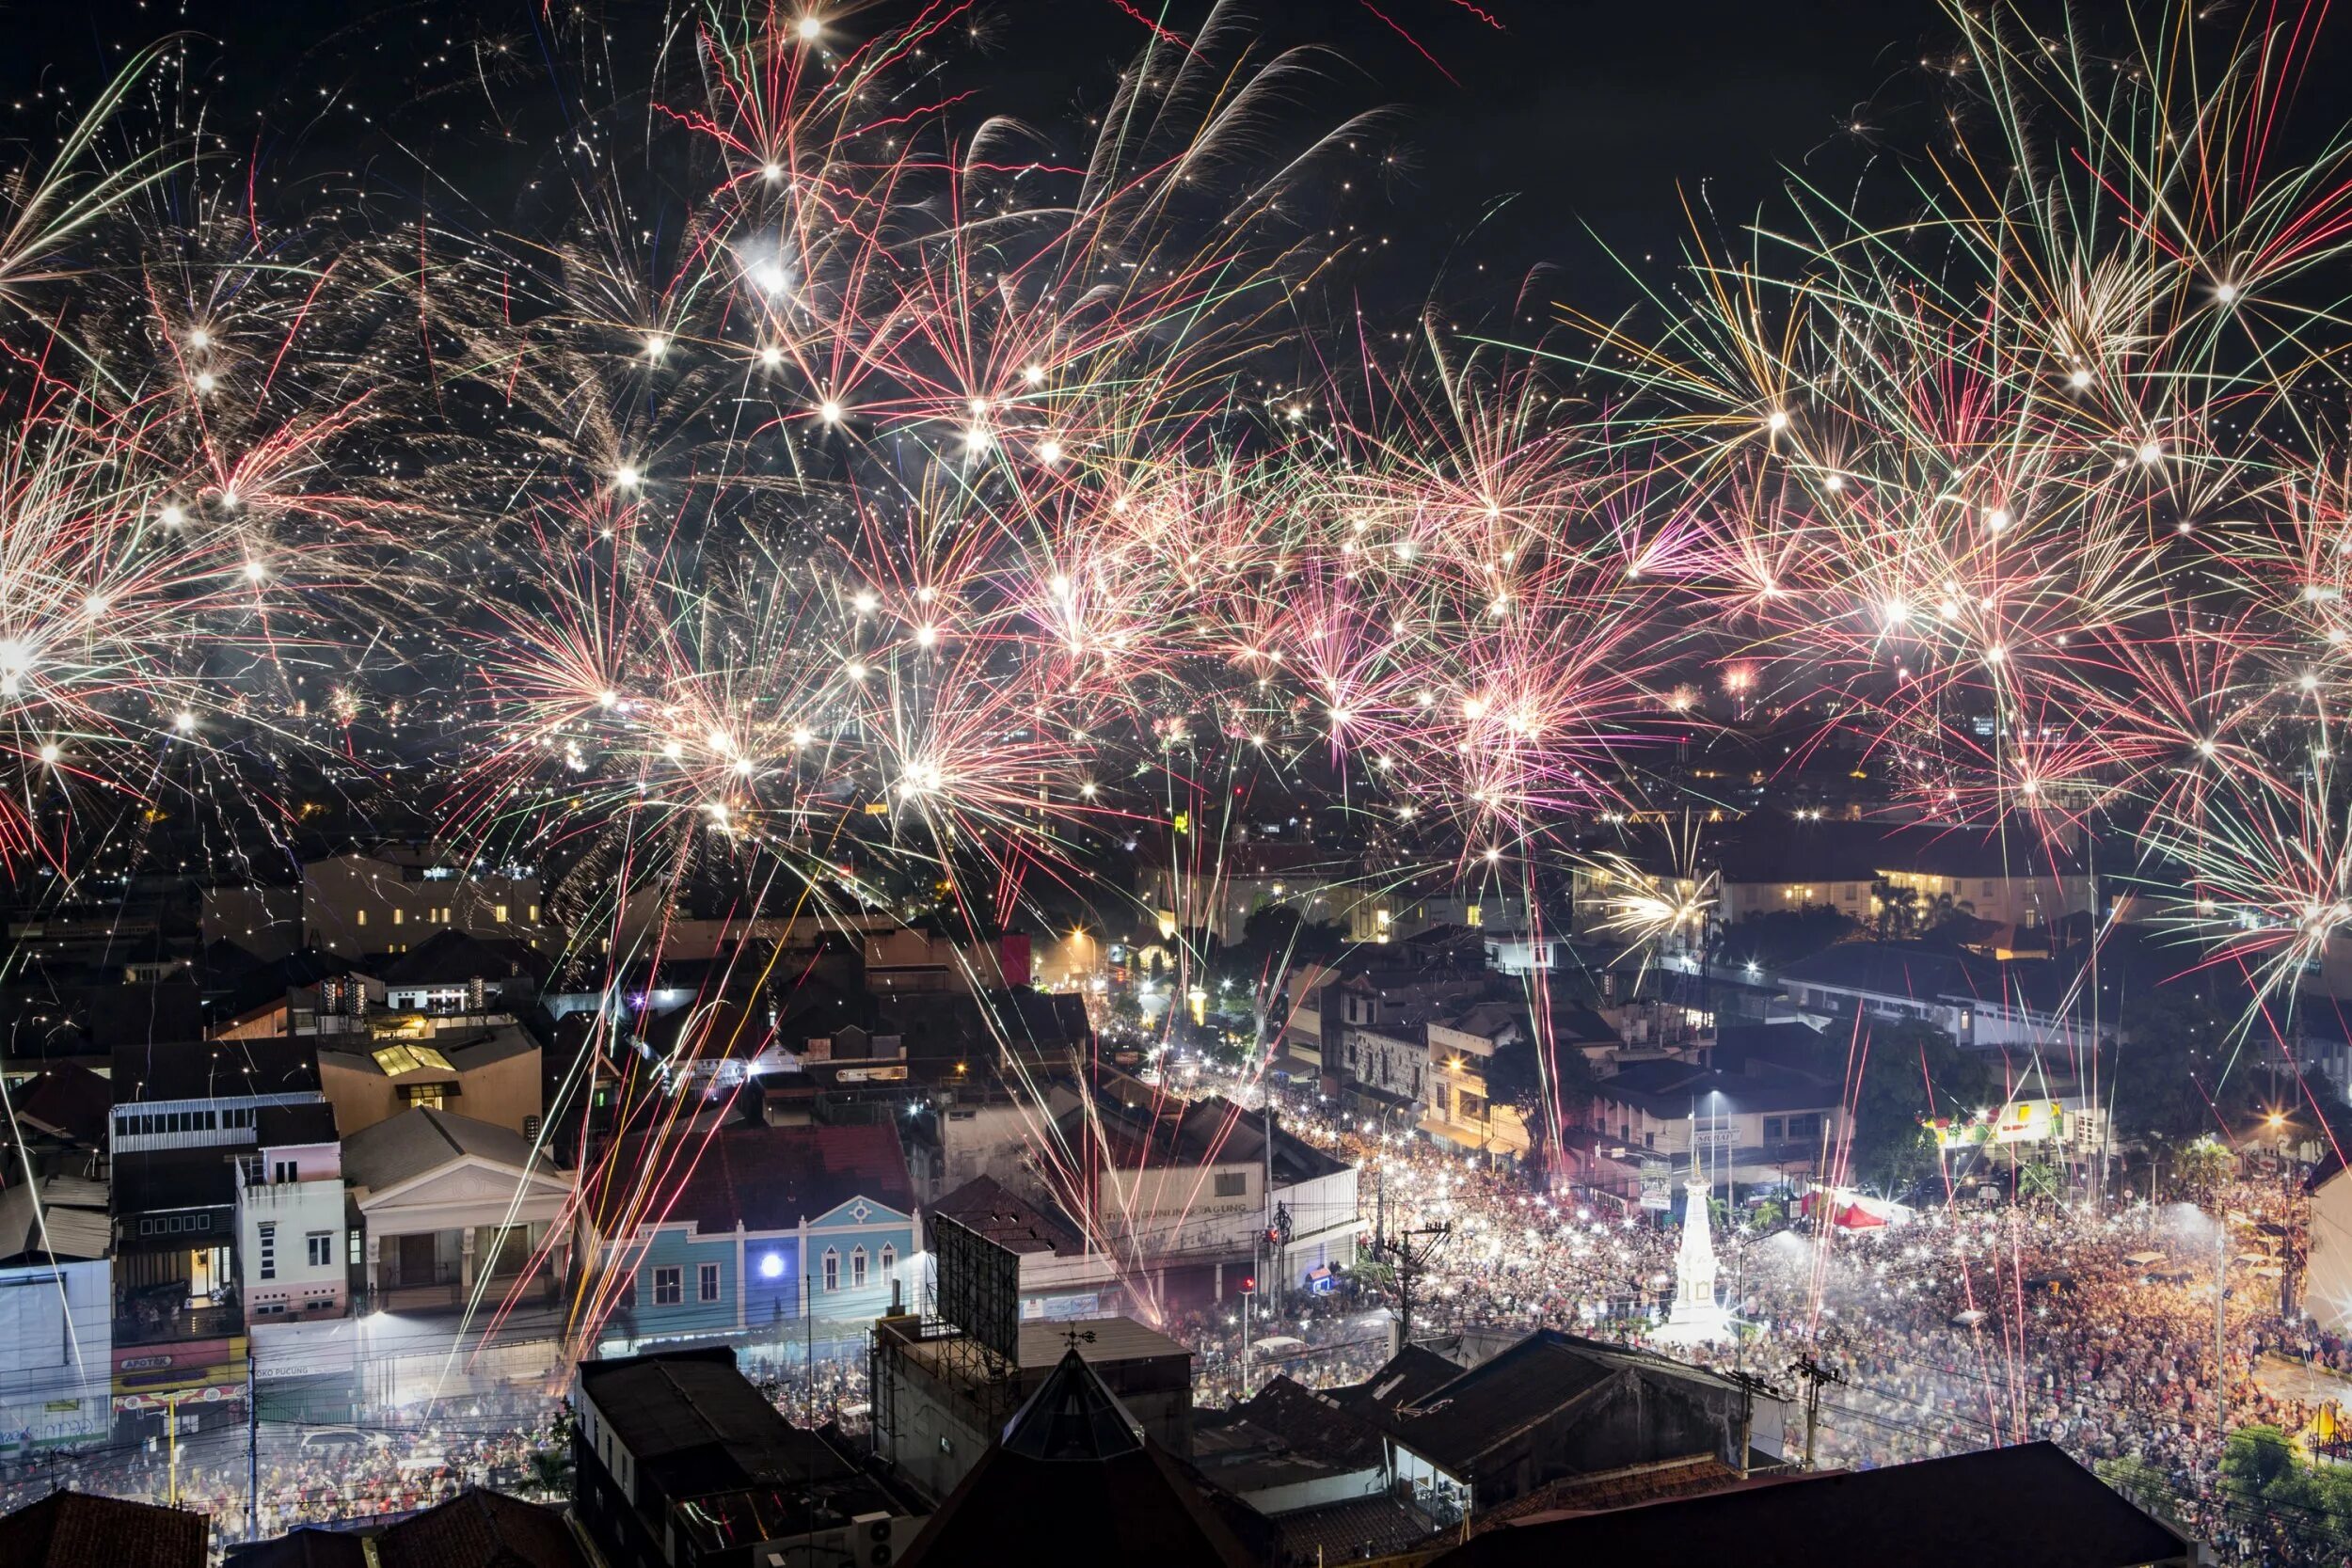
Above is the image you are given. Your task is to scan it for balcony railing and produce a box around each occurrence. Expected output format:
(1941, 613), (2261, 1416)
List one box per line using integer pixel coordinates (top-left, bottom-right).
(115, 1301), (243, 1347)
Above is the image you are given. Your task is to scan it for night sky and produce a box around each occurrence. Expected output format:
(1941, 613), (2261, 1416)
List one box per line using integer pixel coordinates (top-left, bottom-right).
(0, 0), (1980, 316)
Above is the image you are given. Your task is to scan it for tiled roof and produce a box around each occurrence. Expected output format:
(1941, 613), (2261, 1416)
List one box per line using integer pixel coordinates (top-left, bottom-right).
(377, 1488), (583, 1568)
(932, 1175), (1085, 1256)
(14, 1064), (110, 1145)
(0, 1490), (209, 1568)
(601, 1120), (912, 1234)
(1423, 1442), (2185, 1568)
(342, 1107), (563, 1192)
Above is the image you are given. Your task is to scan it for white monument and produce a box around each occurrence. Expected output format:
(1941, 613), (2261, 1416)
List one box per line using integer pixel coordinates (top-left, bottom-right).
(1652, 1178), (1732, 1345)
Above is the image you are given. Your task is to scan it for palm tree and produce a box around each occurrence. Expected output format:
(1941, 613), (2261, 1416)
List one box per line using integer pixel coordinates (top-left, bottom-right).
(1871, 879), (1920, 939)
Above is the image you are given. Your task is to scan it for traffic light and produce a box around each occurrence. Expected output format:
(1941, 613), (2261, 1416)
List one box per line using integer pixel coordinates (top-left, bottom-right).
(1239, 1275), (1256, 1293)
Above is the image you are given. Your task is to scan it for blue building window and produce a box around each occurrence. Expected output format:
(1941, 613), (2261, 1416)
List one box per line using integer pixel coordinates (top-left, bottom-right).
(851, 1247), (867, 1289)
(881, 1245), (896, 1284)
(822, 1248), (839, 1292)
(698, 1262), (721, 1303)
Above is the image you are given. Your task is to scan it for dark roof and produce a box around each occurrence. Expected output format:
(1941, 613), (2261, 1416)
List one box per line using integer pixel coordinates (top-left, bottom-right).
(1776, 942), (1992, 1003)
(1875, 824), (2088, 880)
(14, 1064), (111, 1145)
(377, 1489), (584, 1568)
(373, 931), (548, 988)
(1709, 1022), (1829, 1072)
(257, 1102), (342, 1147)
(1269, 1495), (1435, 1562)
(111, 1038), (321, 1102)
(1595, 1060), (1841, 1118)
(1382, 1331), (1618, 1472)
(1423, 1442), (2188, 1568)
(0, 1489), (210, 1568)
(1546, 1003), (1618, 1045)
(224, 1528), (367, 1568)
(596, 1121), (911, 1234)
(1338, 1346), (1468, 1418)
(931, 1175), (1086, 1257)
(901, 1354), (1256, 1568)
(86, 984), (203, 1052)
(212, 948), (363, 1023)
(1713, 816), (2087, 885)
(999, 1348), (1143, 1460)
(111, 1149), (236, 1213)
(575, 1349), (855, 1499)
(1228, 1376), (1388, 1469)
(1071, 1074), (1348, 1185)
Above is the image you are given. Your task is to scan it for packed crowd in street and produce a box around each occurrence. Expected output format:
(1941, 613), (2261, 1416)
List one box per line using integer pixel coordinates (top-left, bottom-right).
(2, 1073), (2344, 1565)
(1194, 1083), (2346, 1565)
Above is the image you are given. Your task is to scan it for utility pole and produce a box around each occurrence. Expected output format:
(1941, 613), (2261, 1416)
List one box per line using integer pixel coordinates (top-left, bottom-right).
(1387, 1223), (1454, 1354)
(247, 1354), (260, 1539)
(1240, 1276), (1253, 1401)
(2216, 1209), (2231, 1450)
(1721, 1370), (1787, 1480)
(1263, 1101), (1279, 1306)
(1788, 1356), (1847, 1471)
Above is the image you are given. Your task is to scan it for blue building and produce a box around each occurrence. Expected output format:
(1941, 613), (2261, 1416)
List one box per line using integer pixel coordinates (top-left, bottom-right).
(580, 1120), (917, 1345)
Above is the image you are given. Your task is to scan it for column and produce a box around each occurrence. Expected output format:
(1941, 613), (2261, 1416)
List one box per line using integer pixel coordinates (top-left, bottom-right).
(460, 1227), (477, 1293)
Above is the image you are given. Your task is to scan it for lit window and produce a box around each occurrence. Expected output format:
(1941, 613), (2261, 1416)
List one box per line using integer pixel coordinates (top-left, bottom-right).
(393, 908), (405, 927)
(356, 910), (368, 927)
(494, 904), (511, 923)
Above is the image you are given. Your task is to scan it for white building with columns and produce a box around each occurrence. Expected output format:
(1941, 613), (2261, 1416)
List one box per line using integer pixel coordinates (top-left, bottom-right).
(341, 1107), (572, 1313)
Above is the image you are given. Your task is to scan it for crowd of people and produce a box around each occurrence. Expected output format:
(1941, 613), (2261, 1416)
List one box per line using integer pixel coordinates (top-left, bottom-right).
(1189, 1085), (2345, 1565)
(2, 1075), (2344, 1566)
(0, 1389), (572, 1560)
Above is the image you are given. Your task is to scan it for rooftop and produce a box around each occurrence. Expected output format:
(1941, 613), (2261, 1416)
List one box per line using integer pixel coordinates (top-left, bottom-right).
(0, 1165), (110, 1263)
(0, 1489), (210, 1568)
(111, 1148), (236, 1214)
(900, 1351), (1255, 1568)
(1424, 1441), (2187, 1568)
(112, 1038), (321, 1102)
(593, 1120), (910, 1235)
(342, 1107), (563, 1193)
(1014, 1316), (1188, 1370)
(13, 1064), (111, 1146)
(931, 1174), (1087, 1257)
(575, 1348), (858, 1501)
(375, 1488), (582, 1568)
(257, 1103), (342, 1148)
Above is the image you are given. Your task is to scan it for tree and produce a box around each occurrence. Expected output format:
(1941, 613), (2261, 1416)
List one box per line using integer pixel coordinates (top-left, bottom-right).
(1209, 903), (1346, 1003)
(1847, 1016), (1995, 1188)
(2110, 995), (2258, 1146)
(1869, 879), (1919, 939)
(1486, 1035), (1596, 1152)
(1712, 905), (1856, 974)
(2174, 1135), (2233, 1201)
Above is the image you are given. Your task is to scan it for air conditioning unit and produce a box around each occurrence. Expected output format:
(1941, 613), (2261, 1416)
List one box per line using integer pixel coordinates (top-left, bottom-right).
(852, 1512), (905, 1565)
